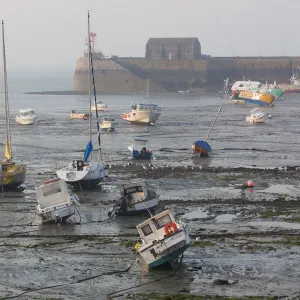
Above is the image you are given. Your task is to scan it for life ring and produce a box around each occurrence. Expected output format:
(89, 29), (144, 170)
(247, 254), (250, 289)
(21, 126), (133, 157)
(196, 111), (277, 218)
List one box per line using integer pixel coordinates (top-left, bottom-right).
(164, 222), (178, 236)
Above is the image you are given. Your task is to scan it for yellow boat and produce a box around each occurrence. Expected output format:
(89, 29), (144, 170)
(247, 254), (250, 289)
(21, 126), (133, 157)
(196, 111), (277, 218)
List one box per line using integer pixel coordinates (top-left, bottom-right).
(231, 90), (274, 106)
(0, 21), (26, 189)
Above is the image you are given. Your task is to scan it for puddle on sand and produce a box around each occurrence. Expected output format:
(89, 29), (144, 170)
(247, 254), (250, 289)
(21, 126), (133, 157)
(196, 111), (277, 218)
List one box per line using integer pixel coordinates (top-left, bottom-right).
(181, 210), (210, 221)
(259, 184), (300, 195)
(248, 221), (300, 230)
(215, 213), (236, 222)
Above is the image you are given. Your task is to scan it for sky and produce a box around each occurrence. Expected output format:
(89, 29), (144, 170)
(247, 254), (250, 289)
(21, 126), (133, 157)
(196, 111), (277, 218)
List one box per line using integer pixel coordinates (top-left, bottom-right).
(1, 0), (300, 71)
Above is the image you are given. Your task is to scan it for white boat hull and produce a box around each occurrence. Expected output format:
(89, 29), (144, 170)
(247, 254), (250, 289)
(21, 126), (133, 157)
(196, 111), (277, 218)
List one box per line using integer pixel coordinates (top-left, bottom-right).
(91, 104), (107, 111)
(100, 121), (116, 131)
(138, 225), (190, 268)
(246, 116), (264, 123)
(37, 203), (76, 223)
(122, 110), (161, 124)
(15, 116), (37, 125)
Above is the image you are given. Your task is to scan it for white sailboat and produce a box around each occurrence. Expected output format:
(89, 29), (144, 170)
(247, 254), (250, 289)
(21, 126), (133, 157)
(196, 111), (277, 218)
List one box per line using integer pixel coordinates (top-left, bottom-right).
(121, 79), (161, 125)
(0, 21), (26, 189)
(55, 12), (108, 189)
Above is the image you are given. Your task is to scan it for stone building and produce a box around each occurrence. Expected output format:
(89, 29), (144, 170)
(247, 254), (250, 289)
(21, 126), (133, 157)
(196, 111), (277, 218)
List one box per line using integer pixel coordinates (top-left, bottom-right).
(145, 37), (201, 60)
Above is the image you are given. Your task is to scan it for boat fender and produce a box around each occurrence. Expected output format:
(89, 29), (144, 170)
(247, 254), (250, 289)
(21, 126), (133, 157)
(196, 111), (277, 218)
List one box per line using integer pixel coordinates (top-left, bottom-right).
(164, 222), (178, 236)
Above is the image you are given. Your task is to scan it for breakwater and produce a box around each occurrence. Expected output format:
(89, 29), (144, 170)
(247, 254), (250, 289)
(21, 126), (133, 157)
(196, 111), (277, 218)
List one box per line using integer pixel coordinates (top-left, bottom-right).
(73, 56), (300, 94)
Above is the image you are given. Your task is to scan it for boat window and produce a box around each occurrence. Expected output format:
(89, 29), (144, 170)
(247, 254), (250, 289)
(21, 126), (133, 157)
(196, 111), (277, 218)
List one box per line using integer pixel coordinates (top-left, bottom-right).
(154, 214), (172, 229)
(125, 187), (137, 194)
(43, 187), (61, 197)
(137, 186), (143, 192)
(141, 224), (153, 236)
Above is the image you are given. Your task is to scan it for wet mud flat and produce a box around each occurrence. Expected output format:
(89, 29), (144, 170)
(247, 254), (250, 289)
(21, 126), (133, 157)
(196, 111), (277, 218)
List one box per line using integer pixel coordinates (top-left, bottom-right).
(1, 165), (300, 299)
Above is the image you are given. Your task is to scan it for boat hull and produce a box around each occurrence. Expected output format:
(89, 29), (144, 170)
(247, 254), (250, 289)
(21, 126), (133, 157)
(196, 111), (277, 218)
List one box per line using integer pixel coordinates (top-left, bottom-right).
(15, 116), (37, 125)
(38, 205), (76, 223)
(116, 197), (158, 216)
(246, 116), (264, 123)
(236, 91), (274, 106)
(70, 113), (89, 120)
(0, 163), (26, 189)
(121, 110), (161, 125)
(139, 226), (190, 269)
(192, 144), (210, 156)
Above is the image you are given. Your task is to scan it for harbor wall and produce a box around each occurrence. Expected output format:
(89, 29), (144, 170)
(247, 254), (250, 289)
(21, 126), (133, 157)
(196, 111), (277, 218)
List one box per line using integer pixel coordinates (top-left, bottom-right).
(73, 56), (300, 94)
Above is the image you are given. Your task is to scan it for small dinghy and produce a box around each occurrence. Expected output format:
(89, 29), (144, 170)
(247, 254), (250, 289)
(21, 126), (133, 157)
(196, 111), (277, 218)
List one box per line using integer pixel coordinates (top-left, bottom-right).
(246, 108), (265, 124)
(109, 181), (159, 216)
(36, 178), (80, 223)
(128, 138), (152, 159)
(70, 110), (89, 120)
(135, 209), (190, 269)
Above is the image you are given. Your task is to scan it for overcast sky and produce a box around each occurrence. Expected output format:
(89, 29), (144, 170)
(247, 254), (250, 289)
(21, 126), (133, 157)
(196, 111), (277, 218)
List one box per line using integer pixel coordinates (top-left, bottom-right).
(1, 0), (300, 71)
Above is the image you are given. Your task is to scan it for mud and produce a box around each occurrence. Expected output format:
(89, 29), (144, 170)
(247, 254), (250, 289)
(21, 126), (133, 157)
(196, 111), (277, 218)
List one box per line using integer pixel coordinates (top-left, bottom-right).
(0, 93), (300, 299)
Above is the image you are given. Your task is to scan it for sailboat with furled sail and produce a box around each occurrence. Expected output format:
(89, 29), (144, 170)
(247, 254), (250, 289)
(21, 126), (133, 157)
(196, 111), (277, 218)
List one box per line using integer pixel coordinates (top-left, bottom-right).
(55, 12), (108, 189)
(0, 21), (26, 189)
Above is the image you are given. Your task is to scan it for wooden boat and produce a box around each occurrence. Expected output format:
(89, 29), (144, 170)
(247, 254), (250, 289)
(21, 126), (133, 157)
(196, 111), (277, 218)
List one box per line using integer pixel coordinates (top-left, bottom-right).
(36, 178), (79, 223)
(70, 110), (89, 120)
(128, 138), (152, 159)
(109, 181), (159, 216)
(136, 210), (190, 269)
(15, 108), (38, 125)
(0, 21), (26, 189)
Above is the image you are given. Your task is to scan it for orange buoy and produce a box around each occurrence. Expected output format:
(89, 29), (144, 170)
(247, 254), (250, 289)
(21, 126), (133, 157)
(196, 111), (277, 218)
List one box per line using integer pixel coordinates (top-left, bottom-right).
(247, 180), (254, 187)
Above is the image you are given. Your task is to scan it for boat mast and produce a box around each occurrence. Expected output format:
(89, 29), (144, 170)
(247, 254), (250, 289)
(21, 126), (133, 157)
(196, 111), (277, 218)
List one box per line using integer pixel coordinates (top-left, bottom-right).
(87, 12), (92, 158)
(2, 21), (11, 160)
(88, 14), (102, 160)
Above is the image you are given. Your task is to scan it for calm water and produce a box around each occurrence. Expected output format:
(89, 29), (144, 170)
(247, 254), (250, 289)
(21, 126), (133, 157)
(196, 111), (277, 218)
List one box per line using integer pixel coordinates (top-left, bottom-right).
(0, 71), (299, 175)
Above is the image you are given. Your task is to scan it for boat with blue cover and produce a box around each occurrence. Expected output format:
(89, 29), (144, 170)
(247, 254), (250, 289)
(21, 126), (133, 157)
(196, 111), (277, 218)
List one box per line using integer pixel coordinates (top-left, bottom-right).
(128, 138), (152, 159)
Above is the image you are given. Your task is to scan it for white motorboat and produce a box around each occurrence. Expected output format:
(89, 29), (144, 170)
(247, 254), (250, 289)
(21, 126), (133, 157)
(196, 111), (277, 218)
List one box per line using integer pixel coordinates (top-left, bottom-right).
(121, 79), (161, 125)
(110, 181), (159, 216)
(36, 178), (80, 223)
(56, 13), (108, 189)
(91, 100), (107, 111)
(70, 110), (89, 120)
(246, 108), (265, 123)
(15, 108), (37, 125)
(136, 210), (190, 269)
(100, 117), (116, 132)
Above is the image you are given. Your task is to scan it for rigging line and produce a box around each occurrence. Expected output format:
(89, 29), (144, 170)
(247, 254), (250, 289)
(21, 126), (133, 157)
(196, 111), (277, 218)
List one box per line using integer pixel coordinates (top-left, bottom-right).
(1, 263), (133, 300)
(204, 87), (230, 142)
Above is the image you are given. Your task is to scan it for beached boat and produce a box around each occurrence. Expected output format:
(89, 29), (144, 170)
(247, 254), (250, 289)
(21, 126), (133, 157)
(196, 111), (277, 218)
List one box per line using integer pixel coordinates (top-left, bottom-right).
(246, 108), (265, 124)
(230, 90), (274, 106)
(192, 140), (212, 156)
(121, 80), (161, 125)
(231, 79), (261, 92)
(136, 209), (190, 269)
(36, 178), (79, 223)
(56, 13), (108, 189)
(228, 99), (246, 105)
(15, 108), (37, 125)
(128, 138), (152, 159)
(70, 110), (89, 120)
(0, 21), (26, 189)
(91, 99), (107, 112)
(100, 117), (116, 132)
(110, 181), (159, 216)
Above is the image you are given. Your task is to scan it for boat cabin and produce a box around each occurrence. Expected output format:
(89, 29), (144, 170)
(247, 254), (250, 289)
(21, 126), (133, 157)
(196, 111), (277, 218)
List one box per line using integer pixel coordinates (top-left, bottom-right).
(120, 182), (148, 208)
(131, 103), (161, 112)
(36, 178), (72, 213)
(19, 108), (35, 116)
(136, 210), (177, 245)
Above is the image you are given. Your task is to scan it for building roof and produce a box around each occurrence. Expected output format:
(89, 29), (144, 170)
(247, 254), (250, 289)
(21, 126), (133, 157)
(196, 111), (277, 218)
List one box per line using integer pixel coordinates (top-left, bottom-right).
(146, 37), (199, 46)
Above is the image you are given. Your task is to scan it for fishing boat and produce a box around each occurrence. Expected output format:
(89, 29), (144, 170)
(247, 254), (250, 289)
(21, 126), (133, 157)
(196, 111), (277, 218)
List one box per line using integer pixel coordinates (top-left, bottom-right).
(192, 140), (212, 156)
(231, 78), (261, 92)
(100, 117), (116, 132)
(230, 90), (274, 106)
(136, 209), (190, 269)
(109, 181), (159, 216)
(70, 110), (89, 120)
(278, 73), (300, 93)
(15, 108), (37, 125)
(91, 99), (107, 112)
(246, 108), (265, 124)
(36, 178), (80, 223)
(56, 13), (108, 189)
(121, 80), (161, 125)
(128, 138), (152, 159)
(0, 21), (26, 189)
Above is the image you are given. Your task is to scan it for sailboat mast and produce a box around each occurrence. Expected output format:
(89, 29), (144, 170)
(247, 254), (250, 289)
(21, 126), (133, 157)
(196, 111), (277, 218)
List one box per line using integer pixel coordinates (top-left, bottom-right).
(2, 21), (11, 160)
(87, 12), (92, 157)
